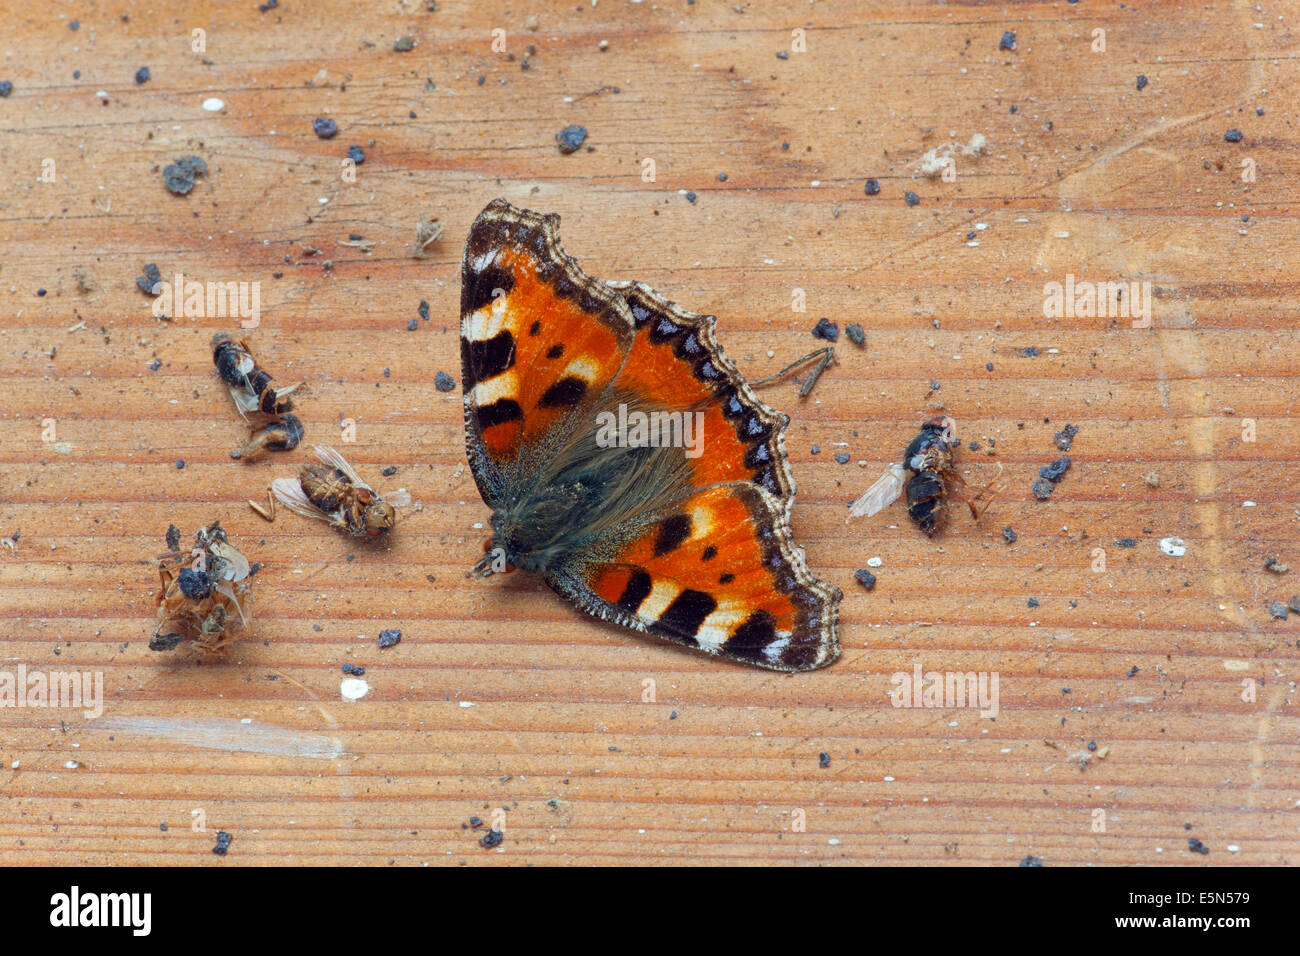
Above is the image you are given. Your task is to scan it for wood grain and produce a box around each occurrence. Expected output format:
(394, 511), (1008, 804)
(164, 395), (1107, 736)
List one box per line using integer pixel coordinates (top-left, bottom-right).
(0, 0), (1296, 865)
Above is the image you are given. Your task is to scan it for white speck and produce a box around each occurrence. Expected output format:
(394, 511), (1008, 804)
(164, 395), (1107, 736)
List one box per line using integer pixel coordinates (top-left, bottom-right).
(828, 838), (840, 845)
(340, 678), (369, 701)
(1242, 500), (1256, 507)
(95, 89), (108, 99)
(1000, 748), (1012, 753)
(975, 222), (988, 230)
(810, 180), (820, 186)
(867, 557), (882, 568)
(64, 760), (81, 769)
(459, 701), (475, 708)
(472, 522), (483, 530)
(1155, 847), (1163, 853)
(1227, 844), (1240, 852)
(1056, 231), (1070, 238)
(202, 97), (225, 111)
(240, 718), (252, 724)
(1159, 536), (1187, 557)
(883, 775), (895, 782)
(10, 761), (18, 769)
(318, 197), (330, 205)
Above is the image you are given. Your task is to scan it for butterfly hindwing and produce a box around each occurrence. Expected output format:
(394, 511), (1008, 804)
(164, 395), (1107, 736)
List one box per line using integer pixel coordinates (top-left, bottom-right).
(551, 482), (840, 672)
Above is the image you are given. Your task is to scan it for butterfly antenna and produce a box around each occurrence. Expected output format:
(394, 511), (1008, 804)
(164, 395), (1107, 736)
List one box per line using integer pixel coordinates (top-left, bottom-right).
(751, 346), (835, 391)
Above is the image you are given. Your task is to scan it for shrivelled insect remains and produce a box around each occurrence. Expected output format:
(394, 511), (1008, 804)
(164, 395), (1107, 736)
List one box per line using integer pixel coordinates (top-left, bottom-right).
(152, 521), (254, 653)
(211, 332), (306, 459)
(272, 445), (411, 538)
(847, 416), (999, 535)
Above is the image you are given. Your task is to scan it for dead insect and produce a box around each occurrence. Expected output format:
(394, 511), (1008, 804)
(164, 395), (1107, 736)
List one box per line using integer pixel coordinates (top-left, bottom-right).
(848, 416), (996, 535)
(152, 521), (254, 653)
(272, 445), (411, 538)
(211, 333), (303, 418)
(236, 414), (304, 461)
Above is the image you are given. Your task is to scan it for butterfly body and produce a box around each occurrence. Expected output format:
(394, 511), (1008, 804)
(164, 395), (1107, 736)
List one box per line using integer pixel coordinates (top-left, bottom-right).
(461, 199), (841, 671)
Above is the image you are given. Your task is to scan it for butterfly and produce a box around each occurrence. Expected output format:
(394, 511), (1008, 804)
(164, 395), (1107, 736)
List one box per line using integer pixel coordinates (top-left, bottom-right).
(460, 199), (841, 671)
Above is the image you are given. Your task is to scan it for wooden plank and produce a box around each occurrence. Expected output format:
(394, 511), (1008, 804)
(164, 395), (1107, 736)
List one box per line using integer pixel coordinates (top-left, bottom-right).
(0, 1), (1295, 865)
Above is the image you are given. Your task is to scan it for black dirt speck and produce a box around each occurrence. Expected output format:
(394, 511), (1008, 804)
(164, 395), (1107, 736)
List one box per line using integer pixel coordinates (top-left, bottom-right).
(834, 452), (850, 465)
(1031, 477), (1055, 500)
(864, 178), (880, 195)
(1115, 538), (1137, 549)
(1040, 458), (1071, 482)
(1019, 346), (1040, 357)
(1053, 424), (1078, 451)
(854, 569), (876, 590)
(1224, 129), (1243, 143)
(811, 317), (838, 342)
(555, 125), (587, 154)
(347, 145), (365, 164)
(406, 318), (418, 331)
(135, 66), (150, 84)
(162, 155), (207, 195)
(1027, 597), (1039, 608)
(1003, 526), (1017, 543)
(381, 466), (397, 476)
(377, 629), (402, 649)
(313, 117), (339, 139)
(435, 371), (456, 392)
(818, 752), (831, 768)
(1136, 75), (1148, 90)
(845, 323), (865, 346)
(904, 190), (920, 206)
(212, 831), (233, 855)
(342, 664), (365, 676)
(149, 633), (182, 652)
(0, 81), (12, 98)
(479, 828), (504, 849)
(1268, 601), (1288, 620)
(1019, 855), (1042, 867)
(1000, 31), (1016, 51)
(1187, 838), (1209, 855)
(166, 524), (181, 552)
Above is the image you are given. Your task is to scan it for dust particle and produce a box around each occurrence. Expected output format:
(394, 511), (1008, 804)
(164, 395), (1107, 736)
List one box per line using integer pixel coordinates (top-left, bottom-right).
(1031, 477), (1055, 500)
(854, 569), (876, 589)
(435, 371), (456, 392)
(313, 117), (339, 139)
(1002, 527), (1017, 543)
(212, 831), (233, 855)
(845, 323), (865, 346)
(377, 629), (402, 648)
(479, 828), (504, 849)
(864, 178), (880, 195)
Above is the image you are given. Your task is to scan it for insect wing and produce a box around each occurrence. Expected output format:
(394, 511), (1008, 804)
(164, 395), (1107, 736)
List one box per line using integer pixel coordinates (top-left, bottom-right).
(847, 464), (908, 519)
(312, 445), (372, 492)
(271, 476), (336, 523)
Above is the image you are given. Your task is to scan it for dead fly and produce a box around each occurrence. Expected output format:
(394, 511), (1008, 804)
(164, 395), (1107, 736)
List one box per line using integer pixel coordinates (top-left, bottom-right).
(272, 445), (411, 538)
(848, 416), (997, 535)
(212, 332), (305, 459)
(151, 521), (254, 654)
(212, 333), (303, 417)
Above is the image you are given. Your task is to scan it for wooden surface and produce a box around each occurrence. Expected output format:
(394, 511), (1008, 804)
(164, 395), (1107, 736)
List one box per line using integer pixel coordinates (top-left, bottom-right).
(1, 0), (1296, 866)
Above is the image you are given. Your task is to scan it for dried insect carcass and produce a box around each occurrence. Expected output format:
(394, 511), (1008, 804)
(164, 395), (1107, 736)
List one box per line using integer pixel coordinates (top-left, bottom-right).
(152, 521), (254, 653)
(272, 445), (411, 538)
(212, 332), (305, 459)
(236, 414), (304, 461)
(848, 416), (995, 535)
(212, 333), (303, 418)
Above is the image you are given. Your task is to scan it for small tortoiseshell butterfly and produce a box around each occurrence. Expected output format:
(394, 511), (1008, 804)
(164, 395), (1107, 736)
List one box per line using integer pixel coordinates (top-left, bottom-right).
(460, 199), (841, 671)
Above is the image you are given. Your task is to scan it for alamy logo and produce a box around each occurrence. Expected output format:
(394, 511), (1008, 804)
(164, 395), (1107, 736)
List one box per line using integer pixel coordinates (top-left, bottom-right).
(150, 272), (261, 328)
(890, 662), (999, 718)
(0, 665), (102, 719)
(595, 404), (705, 459)
(1042, 274), (1152, 328)
(50, 887), (151, 936)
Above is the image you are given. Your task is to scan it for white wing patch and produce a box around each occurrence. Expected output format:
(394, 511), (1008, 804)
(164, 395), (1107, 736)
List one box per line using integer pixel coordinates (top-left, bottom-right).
(847, 464), (908, 520)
